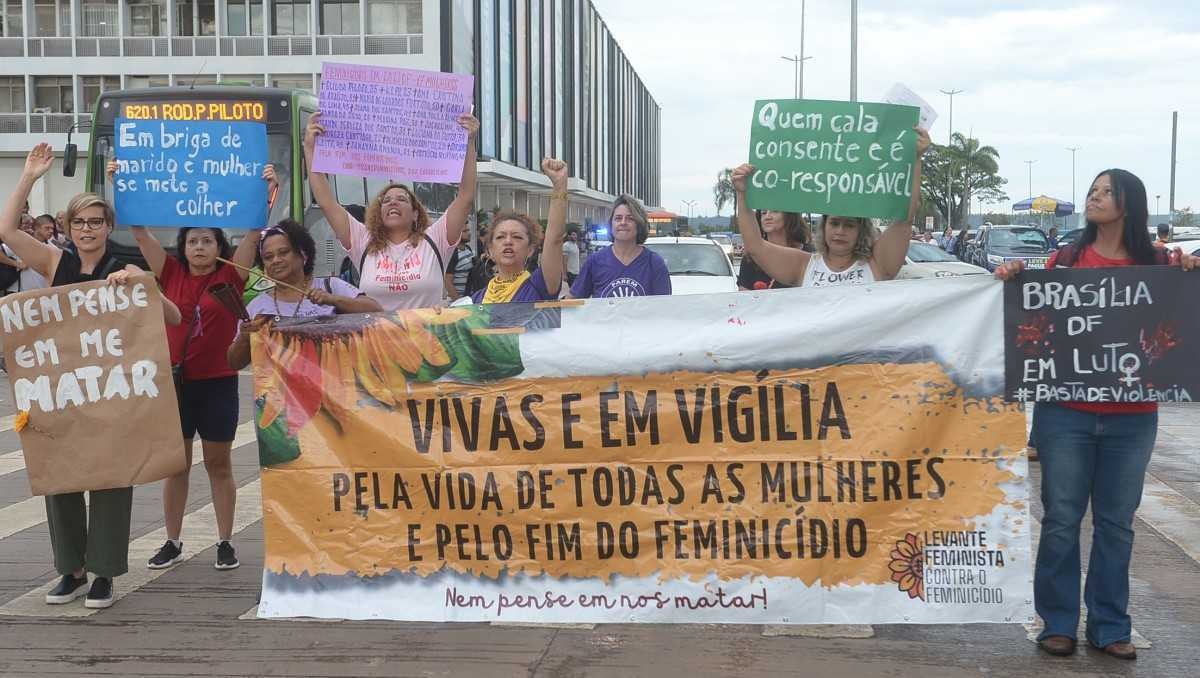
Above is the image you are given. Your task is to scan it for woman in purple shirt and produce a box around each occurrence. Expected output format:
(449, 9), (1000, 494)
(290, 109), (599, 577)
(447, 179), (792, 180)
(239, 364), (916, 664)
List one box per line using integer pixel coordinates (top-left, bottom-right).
(570, 195), (671, 298)
(469, 159), (569, 304)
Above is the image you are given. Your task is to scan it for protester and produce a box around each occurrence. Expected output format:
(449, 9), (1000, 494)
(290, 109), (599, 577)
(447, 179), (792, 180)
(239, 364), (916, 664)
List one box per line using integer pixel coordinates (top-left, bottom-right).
(730, 127), (930, 288)
(939, 225), (954, 249)
(2, 213), (55, 293)
(1153, 223), (1171, 249)
(738, 210), (813, 290)
(2, 143), (181, 609)
(303, 111), (479, 311)
(458, 159), (568, 304)
(996, 169), (1199, 661)
(949, 225), (970, 259)
(444, 229), (475, 299)
(227, 220), (382, 370)
(563, 228), (582, 285)
(1047, 226), (1060, 249)
(570, 194), (671, 298)
(107, 161), (274, 572)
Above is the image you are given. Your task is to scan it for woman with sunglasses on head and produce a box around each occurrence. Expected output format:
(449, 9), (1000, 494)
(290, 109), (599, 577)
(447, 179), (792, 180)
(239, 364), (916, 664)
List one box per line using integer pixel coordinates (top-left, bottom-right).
(304, 111), (480, 311)
(106, 159), (275, 573)
(2, 144), (182, 609)
(996, 169), (1199, 661)
(227, 220), (382, 370)
(730, 127), (931, 288)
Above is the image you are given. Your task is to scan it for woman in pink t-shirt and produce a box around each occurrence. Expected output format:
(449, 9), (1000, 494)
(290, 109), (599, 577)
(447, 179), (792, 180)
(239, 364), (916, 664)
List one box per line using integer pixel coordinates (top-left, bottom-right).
(303, 111), (479, 311)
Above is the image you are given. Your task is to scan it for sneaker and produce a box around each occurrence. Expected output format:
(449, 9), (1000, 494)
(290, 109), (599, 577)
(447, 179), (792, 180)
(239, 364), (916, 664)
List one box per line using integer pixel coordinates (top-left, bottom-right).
(215, 541), (240, 570)
(84, 577), (114, 609)
(44, 574), (89, 604)
(147, 540), (183, 569)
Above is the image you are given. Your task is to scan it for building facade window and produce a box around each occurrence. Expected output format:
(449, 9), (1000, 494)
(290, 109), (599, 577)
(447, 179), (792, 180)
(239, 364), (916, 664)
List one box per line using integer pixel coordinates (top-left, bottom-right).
(273, 0), (311, 36)
(270, 74), (314, 92)
(81, 75), (120, 112)
(368, 0), (421, 34)
(34, 0), (71, 37)
(80, 1), (118, 37)
(498, 0), (512, 163)
(125, 75), (170, 89)
(127, 0), (168, 37)
(221, 74), (266, 86)
(33, 76), (73, 114)
(0, 76), (25, 113)
(478, 0), (496, 158)
(225, 0), (264, 37)
(320, 0), (359, 35)
(177, 1), (216, 36)
(1, 0), (23, 36)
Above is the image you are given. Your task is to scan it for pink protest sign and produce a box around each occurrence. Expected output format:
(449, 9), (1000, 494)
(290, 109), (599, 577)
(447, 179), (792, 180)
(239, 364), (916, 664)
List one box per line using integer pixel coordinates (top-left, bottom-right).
(313, 62), (474, 182)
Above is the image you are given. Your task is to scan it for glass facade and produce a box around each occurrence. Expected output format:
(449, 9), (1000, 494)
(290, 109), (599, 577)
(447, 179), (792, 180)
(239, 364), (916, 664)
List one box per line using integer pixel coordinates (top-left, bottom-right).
(471, 0), (660, 205)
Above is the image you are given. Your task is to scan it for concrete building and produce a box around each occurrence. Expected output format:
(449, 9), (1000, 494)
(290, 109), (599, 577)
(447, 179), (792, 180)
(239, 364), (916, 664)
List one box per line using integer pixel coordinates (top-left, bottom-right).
(0, 0), (660, 224)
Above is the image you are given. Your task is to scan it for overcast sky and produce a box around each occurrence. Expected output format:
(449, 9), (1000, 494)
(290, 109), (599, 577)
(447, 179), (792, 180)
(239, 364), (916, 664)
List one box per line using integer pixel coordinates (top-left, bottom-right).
(593, 0), (1199, 218)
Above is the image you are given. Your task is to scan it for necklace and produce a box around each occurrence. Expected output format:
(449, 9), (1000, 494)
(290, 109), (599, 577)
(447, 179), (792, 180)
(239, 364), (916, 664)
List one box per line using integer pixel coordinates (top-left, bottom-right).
(272, 277), (312, 318)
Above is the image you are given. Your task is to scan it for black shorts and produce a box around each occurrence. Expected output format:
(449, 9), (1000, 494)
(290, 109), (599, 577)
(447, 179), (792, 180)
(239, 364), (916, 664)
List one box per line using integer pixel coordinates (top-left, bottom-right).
(178, 375), (239, 442)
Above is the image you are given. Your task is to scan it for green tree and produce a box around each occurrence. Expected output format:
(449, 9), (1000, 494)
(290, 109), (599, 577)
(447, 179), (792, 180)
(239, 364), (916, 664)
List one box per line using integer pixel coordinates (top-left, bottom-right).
(713, 168), (735, 216)
(921, 133), (1008, 229)
(1172, 207), (1196, 229)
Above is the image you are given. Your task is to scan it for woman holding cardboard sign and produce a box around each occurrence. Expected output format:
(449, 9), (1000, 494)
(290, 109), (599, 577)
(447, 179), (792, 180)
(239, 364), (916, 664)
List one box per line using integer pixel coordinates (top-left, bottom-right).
(996, 169), (1198, 661)
(1, 143), (182, 609)
(730, 127), (930, 288)
(105, 159), (275, 572)
(303, 111), (480, 311)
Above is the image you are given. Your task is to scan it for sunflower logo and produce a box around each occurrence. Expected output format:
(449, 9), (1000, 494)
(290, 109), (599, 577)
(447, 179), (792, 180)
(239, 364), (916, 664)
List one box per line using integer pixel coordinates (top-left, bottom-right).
(888, 533), (925, 601)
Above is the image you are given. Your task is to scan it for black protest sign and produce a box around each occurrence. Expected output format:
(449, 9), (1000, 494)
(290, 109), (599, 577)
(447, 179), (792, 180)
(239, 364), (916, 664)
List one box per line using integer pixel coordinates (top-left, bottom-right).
(1003, 266), (1200, 403)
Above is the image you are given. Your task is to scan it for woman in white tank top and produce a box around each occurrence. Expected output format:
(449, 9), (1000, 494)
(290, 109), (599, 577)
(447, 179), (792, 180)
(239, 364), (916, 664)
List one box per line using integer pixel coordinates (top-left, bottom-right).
(731, 127), (931, 288)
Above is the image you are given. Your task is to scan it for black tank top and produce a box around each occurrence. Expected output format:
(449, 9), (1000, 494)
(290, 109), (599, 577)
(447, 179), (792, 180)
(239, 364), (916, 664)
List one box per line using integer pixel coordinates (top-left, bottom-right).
(51, 249), (121, 287)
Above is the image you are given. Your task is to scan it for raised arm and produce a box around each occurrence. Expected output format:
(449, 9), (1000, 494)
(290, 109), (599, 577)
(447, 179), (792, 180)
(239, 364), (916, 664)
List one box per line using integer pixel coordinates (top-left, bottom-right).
(870, 127), (931, 280)
(539, 159), (569, 297)
(302, 112), (352, 250)
(731, 163), (811, 286)
(2, 144), (62, 279)
(442, 112), (481, 247)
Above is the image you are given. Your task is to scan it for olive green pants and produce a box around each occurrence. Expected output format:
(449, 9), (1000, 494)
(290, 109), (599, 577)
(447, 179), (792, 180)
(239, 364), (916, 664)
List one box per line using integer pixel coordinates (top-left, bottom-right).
(44, 487), (133, 578)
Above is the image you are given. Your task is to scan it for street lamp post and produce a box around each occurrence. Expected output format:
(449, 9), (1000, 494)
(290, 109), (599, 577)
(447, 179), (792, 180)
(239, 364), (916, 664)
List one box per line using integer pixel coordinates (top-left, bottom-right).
(1156, 195), (1161, 217)
(939, 88), (963, 228)
(850, 0), (858, 101)
(1024, 160), (1036, 200)
(682, 200), (696, 219)
(1066, 146), (1080, 210)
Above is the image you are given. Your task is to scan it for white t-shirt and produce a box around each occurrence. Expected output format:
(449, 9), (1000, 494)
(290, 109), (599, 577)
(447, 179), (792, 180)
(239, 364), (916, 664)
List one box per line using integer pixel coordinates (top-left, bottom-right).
(345, 213), (454, 311)
(801, 256), (876, 288)
(2, 244), (48, 293)
(245, 276), (362, 319)
(563, 240), (581, 275)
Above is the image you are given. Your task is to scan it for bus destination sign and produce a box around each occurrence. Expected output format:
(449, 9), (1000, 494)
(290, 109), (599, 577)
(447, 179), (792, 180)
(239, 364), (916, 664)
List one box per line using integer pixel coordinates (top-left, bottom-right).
(120, 100), (267, 122)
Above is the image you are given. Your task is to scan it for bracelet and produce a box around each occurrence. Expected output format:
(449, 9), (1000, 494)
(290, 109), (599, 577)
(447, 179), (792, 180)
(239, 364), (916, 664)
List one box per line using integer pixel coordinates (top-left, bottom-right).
(550, 190), (569, 201)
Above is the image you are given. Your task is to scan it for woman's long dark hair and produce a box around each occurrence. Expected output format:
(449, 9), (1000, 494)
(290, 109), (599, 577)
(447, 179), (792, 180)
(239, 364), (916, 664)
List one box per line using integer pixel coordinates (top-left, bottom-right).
(1078, 169), (1157, 265)
(175, 227), (233, 267)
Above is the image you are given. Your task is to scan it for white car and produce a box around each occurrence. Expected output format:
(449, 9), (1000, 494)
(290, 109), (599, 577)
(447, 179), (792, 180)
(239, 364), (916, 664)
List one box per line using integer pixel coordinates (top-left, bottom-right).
(643, 236), (738, 295)
(898, 240), (988, 279)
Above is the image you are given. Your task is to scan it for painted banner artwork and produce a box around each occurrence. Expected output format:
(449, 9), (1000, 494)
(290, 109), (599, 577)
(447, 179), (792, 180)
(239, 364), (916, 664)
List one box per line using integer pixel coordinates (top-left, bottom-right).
(113, 118), (269, 229)
(1, 276), (185, 495)
(744, 99), (920, 220)
(254, 277), (1032, 624)
(312, 62), (475, 181)
(1004, 267), (1199, 403)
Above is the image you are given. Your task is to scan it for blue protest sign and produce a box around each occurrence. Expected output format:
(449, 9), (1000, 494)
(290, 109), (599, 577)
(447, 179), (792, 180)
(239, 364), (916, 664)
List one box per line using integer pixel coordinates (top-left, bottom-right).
(113, 118), (269, 229)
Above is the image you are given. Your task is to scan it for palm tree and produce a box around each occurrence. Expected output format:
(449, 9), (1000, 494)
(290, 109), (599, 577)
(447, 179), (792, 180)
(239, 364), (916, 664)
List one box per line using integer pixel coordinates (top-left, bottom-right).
(713, 168), (735, 216)
(920, 133), (1007, 228)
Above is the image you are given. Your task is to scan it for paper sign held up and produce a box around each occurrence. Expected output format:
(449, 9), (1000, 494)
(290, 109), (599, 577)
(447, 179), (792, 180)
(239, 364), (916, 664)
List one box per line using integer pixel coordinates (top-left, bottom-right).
(312, 62), (475, 182)
(744, 99), (920, 220)
(1, 276), (185, 495)
(113, 118), (269, 230)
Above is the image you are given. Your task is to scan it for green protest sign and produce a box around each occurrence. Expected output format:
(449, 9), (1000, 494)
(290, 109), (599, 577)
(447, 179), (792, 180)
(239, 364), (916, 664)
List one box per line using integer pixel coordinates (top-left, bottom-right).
(745, 99), (921, 220)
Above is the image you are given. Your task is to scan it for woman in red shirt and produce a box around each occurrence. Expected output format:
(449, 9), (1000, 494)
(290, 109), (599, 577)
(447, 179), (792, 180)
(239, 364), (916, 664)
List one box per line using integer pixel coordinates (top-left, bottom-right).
(997, 169), (1198, 660)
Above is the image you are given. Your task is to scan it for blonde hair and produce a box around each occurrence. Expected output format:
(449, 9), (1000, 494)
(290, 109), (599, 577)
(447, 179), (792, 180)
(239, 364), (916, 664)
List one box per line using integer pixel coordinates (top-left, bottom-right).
(364, 183), (430, 255)
(814, 215), (875, 260)
(488, 210), (544, 250)
(64, 193), (114, 233)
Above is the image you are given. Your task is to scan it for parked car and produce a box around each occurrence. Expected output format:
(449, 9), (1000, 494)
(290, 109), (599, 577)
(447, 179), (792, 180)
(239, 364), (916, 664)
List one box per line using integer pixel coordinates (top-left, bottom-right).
(1057, 227), (1084, 248)
(643, 237), (738, 295)
(973, 225), (1051, 271)
(1172, 233), (1200, 258)
(897, 240), (988, 279)
(949, 229), (979, 263)
(706, 233), (736, 259)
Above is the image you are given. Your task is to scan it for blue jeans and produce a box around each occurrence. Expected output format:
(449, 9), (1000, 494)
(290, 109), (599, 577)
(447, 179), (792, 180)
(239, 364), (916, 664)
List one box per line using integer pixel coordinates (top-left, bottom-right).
(1032, 402), (1157, 647)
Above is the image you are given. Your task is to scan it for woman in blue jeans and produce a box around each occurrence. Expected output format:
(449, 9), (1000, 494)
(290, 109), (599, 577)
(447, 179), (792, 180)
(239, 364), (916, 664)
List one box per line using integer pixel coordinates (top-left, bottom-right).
(997, 168), (1198, 660)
